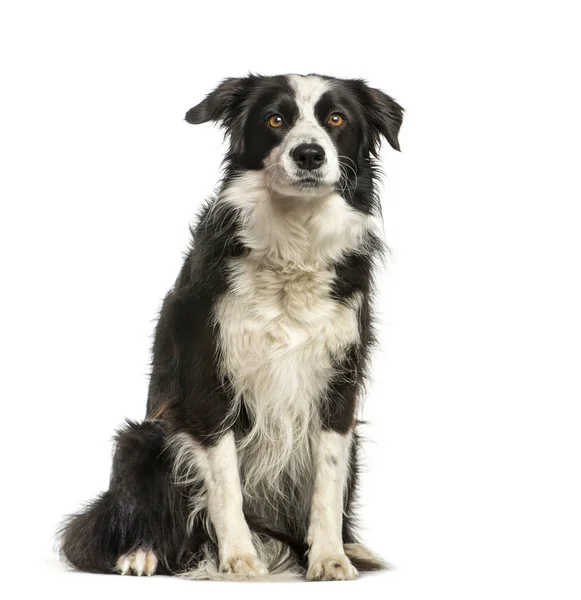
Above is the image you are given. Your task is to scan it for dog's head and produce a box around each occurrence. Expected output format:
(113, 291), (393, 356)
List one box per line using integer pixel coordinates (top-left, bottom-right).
(186, 74), (403, 198)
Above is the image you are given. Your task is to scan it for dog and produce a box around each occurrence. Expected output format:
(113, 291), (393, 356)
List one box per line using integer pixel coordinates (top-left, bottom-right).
(59, 73), (403, 581)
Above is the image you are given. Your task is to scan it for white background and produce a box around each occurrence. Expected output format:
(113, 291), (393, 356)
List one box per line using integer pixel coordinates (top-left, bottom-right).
(1, 1), (580, 598)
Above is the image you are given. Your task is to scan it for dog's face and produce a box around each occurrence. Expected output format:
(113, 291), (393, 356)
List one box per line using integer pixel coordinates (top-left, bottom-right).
(186, 74), (403, 198)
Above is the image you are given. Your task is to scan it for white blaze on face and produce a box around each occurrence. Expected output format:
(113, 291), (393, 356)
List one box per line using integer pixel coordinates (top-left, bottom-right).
(264, 75), (341, 197)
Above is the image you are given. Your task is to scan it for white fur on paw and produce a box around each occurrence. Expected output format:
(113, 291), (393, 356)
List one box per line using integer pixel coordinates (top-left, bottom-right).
(307, 552), (358, 581)
(219, 554), (268, 579)
(116, 548), (158, 576)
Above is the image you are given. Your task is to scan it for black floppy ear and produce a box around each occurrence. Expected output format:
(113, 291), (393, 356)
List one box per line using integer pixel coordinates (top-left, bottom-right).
(185, 77), (249, 125)
(357, 82), (404, 155)
(367, 87), (404, 152)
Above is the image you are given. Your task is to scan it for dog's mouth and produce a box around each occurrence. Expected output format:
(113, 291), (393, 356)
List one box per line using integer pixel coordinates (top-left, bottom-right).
(293, 168), (339, 189)
(263, 159), (339, 198)
(273, 173), (338, 197)
(295, 175), (323, 189)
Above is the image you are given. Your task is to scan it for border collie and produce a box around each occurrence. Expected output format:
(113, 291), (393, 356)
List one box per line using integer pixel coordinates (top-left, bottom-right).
(59, 74), (403, 581)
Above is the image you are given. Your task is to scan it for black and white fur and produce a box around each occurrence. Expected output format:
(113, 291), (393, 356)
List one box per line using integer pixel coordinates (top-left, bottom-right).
(59, 74), (403, 581)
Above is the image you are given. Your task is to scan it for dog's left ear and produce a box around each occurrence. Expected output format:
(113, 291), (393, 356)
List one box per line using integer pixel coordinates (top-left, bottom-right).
(357, 82), (404, 155)
(185, 77), (249, 125)
(367, 87), (404, 152)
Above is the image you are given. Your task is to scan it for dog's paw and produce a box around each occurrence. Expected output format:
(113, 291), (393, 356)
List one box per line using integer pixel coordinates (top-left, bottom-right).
(307, 551), (358, 581)
(219, 553), (268, 579)
(116, 548), (158, 576)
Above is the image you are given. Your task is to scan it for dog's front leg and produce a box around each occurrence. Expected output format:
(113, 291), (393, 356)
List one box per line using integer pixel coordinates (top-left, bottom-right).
(183, 431), (268, 578)
(307, 429), (358, 581)
(307, 346), (363, 582)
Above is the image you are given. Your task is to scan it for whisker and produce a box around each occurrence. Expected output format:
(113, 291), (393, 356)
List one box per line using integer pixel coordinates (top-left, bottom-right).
(338, 158), (358, 201)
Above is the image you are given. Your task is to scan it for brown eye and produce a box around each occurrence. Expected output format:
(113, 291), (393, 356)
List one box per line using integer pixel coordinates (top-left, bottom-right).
(268, 115), (284, 128)
(328, 114), (345, 127)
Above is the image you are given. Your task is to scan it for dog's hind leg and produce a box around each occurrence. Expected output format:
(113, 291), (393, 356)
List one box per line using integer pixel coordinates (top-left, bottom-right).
(58, 420), (191, 575)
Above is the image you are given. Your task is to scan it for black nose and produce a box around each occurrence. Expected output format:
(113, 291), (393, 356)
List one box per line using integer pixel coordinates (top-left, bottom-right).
(292, 143), (326, 171)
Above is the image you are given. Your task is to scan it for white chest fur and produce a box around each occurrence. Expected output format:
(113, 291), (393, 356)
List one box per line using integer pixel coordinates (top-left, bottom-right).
(213, 172), (375, 506)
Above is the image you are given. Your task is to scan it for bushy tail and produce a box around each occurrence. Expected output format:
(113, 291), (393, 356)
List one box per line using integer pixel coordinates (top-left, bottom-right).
(58, 491), (122, 573)
(344, 543), (388, 572)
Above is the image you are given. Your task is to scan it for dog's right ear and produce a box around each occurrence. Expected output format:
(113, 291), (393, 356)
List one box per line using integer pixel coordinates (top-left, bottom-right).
(185, 78), (249, 125)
